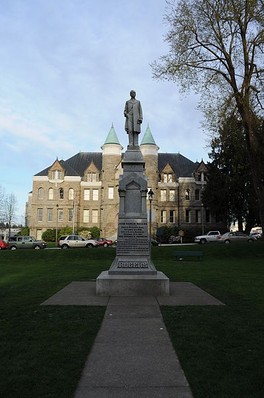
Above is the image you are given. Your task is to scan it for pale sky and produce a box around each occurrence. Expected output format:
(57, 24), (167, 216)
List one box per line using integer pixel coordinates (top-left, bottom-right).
(0, 0), (209, 223)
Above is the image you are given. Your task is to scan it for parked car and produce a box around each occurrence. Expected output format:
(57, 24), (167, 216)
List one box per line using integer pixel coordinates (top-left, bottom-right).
(218, 231), (255, 244)
(95, 238), (113, 247)
(58, 235), (99, 249)
(0, 240), (9, 250)
(194, 231), (221, 244)
(168, 235), (181, 244)
(250, 232), (262, 239)
(8, 236), (47, 250)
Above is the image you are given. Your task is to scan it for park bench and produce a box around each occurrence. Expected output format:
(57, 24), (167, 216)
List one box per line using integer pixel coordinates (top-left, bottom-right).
(174, 250), (203, 261)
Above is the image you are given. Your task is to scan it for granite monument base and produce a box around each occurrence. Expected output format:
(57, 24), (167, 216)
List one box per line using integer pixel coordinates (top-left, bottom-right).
(96, 271), (170, 296)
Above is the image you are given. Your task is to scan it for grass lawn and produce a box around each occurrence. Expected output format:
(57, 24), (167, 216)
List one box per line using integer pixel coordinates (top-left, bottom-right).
(1, 242), (264, 397)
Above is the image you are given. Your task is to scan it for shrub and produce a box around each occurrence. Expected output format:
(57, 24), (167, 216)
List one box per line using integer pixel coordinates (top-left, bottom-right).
(42, 229), (56, 242)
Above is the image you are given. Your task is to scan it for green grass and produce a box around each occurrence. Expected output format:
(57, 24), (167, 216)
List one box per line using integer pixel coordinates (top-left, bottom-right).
(157, 242), (264, 398)
(1, 243), (264, 397)
(0, 248), (112, 398)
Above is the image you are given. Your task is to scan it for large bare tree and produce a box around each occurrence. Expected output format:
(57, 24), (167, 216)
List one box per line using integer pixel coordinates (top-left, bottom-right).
(152, 0), (264, 231)
(5, 193), (17, 237)
(0, 185), (6, 224)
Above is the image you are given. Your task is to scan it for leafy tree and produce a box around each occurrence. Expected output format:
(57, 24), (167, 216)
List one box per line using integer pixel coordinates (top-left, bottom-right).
(152, 0), (264, 232)
(18, 227), (30, 236)
(203, 116), (259, 231)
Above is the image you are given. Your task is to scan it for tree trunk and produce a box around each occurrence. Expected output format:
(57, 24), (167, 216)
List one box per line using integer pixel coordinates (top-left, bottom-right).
(240, 110), (264, 234)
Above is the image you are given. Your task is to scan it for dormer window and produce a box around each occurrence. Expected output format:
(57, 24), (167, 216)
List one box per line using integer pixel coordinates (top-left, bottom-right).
(163, 173), (173, 183)
(87, 172), (97, 182)
(51, 170), (63, 180)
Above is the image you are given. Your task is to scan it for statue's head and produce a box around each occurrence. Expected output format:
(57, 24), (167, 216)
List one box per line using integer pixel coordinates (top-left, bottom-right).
(130, 90), (136, 98)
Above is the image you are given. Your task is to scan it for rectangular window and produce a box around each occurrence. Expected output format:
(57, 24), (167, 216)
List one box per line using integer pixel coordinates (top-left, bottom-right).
(92, 210), (98, 223)
(68, 208), (73, 222)
(37, 208), (43, 222)
(160, 190), (166, 202)
(84, 189), (90, 200)
(161, 210), (166, 223)
(163, 173), (173, 183)
(195, 210), (201, 223)
(47, 208), (53, 222)
(92, 189), (99, 201)
(83, 209), (90, 223)
(195, 189), (200, 200)
(108, 187), (114, 199)
(169, 190), (175, 201)
(185, 209), (191, 223)
(169, 210), (175, 223)
(87, 172), (97, 182)
(51, 170), (62, 180)
(58, 209), (63, 222)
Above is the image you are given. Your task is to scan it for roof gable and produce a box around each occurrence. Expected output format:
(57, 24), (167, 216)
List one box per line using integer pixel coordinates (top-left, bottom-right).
(35, 152), (102, 177)
(158, 153), (198, 177)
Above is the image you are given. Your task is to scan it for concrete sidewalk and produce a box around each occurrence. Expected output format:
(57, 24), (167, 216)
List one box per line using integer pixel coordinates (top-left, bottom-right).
(42, 282), (224, 398)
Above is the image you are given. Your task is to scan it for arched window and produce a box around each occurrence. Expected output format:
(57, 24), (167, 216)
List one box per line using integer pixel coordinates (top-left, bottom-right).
(185, 189), (190, 200)
(48, 188), (54, 200)
(69, 188), (74, 200)
(59, 188), (64, 199)
(38, 187), (44, 200)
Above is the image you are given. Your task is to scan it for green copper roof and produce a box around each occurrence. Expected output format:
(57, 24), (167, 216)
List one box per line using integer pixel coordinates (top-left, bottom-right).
(104, 124), (120, 145)
(141, 125), (156, 145)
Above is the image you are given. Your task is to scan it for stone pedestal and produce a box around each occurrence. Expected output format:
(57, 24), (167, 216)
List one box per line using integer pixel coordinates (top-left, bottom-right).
(96, 145), (169, 296)
(96, 271), (169, 296)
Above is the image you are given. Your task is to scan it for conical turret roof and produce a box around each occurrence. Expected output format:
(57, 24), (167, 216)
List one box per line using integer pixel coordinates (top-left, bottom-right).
(140, 125), (156, 145)
(103, 124), (120, 145)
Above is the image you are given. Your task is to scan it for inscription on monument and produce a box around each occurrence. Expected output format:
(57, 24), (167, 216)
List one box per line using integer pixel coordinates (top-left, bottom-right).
(117, 261), (148, 268)
(117, 220), (149, 255)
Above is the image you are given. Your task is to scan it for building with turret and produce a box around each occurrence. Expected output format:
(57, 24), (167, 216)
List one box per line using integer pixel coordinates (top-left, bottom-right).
(26, 125), (216, 240)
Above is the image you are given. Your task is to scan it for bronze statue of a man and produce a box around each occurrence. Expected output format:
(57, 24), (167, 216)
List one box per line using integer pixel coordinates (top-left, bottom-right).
(124, 90), (143, 147)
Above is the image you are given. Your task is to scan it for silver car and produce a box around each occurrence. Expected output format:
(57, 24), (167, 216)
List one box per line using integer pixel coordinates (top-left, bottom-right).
(8, 236), (47, 250)
(58, 235), (99, 249)
(219, 231), (255, 244)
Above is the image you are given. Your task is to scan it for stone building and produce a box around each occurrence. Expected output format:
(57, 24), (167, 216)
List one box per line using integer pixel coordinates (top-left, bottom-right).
(26, 125), (216, 240)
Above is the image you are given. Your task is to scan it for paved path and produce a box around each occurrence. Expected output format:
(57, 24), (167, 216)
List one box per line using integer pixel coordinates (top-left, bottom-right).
(74, 296), (193, 398)
(42, 282), (224, 398)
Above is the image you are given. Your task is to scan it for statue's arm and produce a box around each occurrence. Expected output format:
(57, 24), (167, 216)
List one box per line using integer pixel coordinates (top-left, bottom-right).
(124, 101), (128, 117)
(138, 101), (143, 123)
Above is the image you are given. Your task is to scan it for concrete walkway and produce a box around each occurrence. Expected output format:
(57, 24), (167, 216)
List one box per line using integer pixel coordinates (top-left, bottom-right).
(42, 282), (224, 398)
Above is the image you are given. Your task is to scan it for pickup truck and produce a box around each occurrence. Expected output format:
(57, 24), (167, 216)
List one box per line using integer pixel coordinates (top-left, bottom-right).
(194, 231), (221, 244)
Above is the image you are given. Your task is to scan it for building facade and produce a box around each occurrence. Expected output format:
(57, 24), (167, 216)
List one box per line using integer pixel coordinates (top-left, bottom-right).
(26, 125), (217, 240)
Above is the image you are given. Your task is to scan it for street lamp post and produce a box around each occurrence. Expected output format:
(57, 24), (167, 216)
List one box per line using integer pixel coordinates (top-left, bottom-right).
(55, 204), (59, 244)
(148, 189), (154, 246)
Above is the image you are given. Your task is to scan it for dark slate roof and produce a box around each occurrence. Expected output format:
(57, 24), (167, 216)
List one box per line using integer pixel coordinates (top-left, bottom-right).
(35, 152), (102, 177)
(158, 153), (198, 177)
(35, 151), (197, 178)
(66, 152), (102, 176)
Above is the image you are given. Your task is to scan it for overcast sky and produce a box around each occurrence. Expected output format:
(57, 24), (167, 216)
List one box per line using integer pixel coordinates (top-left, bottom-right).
(0, 0), (210, 223)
